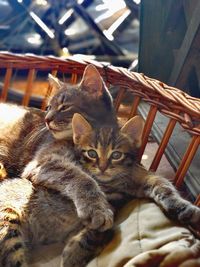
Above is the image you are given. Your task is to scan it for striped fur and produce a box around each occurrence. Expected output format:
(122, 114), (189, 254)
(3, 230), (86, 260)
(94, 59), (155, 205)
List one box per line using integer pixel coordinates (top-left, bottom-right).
(0, 64), (117, 180)
(72, 114), (200, 232)
(0, 114), (199, 267)
(0, 65), (118, 266)
(0, 66), (199, 266)
(0, 208), (27, 267)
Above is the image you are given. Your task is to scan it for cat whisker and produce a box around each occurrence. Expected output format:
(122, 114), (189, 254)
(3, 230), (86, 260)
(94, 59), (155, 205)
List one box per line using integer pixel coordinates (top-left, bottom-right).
(25, 125), (48, 147)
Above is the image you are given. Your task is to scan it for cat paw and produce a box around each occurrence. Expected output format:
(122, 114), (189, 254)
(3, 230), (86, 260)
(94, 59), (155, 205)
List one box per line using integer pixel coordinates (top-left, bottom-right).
(178, 205), (200, 232)
(89, 208), (114, 231)
(22, 160), (40, 182)
(189, 206), (200, 232)
(78, 204), (114, 232)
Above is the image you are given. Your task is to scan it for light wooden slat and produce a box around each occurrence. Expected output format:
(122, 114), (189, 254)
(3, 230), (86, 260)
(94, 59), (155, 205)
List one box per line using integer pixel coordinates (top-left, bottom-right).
(22, 69), (36, 106)
(174, 135), (200, 188)
(1, 68), (13, 101)
(71, 73), (78, 84)
(138, 105), (157, 162)
(150, 118), (177, 171)
(128, 96), (141, 119)
(114, 87), (126, 112)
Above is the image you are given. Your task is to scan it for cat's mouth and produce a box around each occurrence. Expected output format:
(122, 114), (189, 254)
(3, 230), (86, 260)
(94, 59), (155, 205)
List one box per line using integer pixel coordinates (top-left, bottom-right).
(46, 121), (72, 132)
(48, 126), (62, 132)
(48, 126), (72, 140)
(94, 171), (115, 183)
(46, 122), (63, 132)
(95, 176), (115, 184)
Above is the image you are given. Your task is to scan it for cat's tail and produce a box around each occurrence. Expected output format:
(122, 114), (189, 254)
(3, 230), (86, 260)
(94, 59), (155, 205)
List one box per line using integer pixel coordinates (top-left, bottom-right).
(0, 207), (28, 267)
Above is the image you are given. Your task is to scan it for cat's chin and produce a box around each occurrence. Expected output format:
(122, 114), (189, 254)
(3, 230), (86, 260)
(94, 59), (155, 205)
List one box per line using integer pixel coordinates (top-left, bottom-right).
(51, 129), (72, 140)
(95, 175), (114, 183)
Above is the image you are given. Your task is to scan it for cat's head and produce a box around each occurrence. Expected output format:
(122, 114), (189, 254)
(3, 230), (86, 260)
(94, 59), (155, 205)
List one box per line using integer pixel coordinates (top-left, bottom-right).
(72, 113), (144, 182)
(45, 65), (117, 140)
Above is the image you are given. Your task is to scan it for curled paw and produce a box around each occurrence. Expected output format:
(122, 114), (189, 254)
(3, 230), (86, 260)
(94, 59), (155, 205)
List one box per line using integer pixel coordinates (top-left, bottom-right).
(89, 208), (114, 231)
(78, 204), (114, 232)
(178, 205), (200, 232)
(190, 206), (200, 232)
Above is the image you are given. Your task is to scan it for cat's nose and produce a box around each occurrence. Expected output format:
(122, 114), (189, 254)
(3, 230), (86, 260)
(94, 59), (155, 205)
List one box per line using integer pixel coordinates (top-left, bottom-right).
(45, 110), (55, 125)
(99, 163), (107, 173)
(45, 117), (52, 125)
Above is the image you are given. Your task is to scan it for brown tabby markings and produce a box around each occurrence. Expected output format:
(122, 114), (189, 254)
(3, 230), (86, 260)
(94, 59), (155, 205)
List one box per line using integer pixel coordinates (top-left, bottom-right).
(0, 66), (199, 267)
(0, 65), (117, 267)
(0, 64), (117, 179)
(0, 113), (200, 267)
(72, 113), (200, 231)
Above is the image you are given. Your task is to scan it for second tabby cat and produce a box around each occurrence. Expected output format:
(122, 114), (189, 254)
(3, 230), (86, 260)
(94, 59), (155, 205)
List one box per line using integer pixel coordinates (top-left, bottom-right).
(0, 64), (117, 180)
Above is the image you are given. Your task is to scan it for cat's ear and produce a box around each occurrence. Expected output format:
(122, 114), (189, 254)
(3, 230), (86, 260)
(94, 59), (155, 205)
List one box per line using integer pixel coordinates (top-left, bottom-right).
(48, 74), (64, 90)
(121, 116), (145, 148)
(80, 64), (103, 98)
(72, 113), (92, 144)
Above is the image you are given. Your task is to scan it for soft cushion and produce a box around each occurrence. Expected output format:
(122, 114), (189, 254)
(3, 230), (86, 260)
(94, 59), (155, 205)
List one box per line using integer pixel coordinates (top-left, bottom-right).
(87, 199), (199, 267)
(30, 199), (199, 267)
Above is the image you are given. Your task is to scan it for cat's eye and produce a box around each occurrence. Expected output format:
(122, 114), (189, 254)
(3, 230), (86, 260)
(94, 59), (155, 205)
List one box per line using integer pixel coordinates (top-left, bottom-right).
(111, 151), (123, 160)
(87, 149), (98, 159)
(59, 105), (70, 112)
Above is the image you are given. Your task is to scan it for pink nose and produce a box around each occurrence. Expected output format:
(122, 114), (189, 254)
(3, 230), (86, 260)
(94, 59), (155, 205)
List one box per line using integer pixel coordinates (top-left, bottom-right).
(99, 164), (107, 173)
(45, 116), (52, 125)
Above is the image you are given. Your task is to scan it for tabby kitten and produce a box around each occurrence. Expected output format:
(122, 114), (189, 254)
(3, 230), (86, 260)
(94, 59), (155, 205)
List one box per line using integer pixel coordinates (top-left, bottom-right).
(71, 113), (200, 232)
(0, 64), (117, 180)
(0, 114), (200, 267)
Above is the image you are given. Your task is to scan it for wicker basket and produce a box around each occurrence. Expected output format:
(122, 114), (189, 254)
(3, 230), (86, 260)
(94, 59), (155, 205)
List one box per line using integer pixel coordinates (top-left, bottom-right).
(0, 52), (199, 206)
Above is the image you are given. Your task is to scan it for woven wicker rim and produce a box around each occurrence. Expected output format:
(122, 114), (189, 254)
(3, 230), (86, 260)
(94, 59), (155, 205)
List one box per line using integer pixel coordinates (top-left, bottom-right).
(0, 52), (199, 135)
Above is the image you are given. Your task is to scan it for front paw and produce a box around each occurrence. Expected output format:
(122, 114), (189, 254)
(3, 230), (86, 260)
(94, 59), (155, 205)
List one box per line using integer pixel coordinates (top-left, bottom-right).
(78, 204), (113, 232)
(22, 160), (40, 182)
(89, 208), (114, 231)
(178, 205), (200, 232)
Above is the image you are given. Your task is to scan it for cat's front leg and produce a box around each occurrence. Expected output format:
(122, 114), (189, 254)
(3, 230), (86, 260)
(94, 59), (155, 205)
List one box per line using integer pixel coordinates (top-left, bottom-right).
(77, 199), (114, 232)
(139, 173), (200, 231)
(22, 158), (113, 232)
(61, 228), (113, 267)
